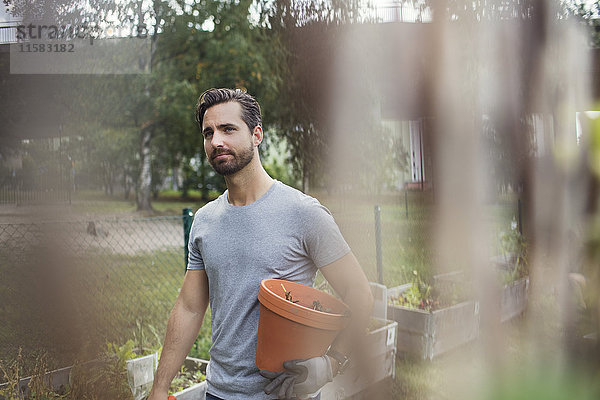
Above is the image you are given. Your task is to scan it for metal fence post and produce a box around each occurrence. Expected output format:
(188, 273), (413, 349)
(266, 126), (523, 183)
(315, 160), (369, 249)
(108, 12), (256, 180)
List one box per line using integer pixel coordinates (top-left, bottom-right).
(183, 208), (194, 273)
(374, 205), (383, 284)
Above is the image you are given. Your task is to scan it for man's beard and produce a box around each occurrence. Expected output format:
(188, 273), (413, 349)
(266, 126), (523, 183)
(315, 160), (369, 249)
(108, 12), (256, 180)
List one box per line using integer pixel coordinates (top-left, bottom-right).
(209, 143), (255, 176)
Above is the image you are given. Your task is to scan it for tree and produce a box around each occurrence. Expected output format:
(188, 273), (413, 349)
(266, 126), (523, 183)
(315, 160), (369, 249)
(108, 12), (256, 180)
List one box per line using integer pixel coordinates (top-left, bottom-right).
(149, 0), (283, 199)
(259, 0), (366, 192)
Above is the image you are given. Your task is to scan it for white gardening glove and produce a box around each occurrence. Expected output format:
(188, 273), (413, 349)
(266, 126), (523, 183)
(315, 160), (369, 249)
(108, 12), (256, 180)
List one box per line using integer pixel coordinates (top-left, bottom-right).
(260, 355), (333, 399)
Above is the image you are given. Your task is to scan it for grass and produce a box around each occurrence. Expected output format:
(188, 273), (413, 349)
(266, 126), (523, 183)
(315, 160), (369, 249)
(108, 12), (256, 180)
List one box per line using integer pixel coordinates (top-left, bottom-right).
(317, 191), (437, 287)
(70, 190), (210, 216)
(0, 243), (184, 378)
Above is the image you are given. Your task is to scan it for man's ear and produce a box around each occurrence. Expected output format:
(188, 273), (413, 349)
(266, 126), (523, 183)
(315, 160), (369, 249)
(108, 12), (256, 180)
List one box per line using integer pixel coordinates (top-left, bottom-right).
(252, 126), (263, 147)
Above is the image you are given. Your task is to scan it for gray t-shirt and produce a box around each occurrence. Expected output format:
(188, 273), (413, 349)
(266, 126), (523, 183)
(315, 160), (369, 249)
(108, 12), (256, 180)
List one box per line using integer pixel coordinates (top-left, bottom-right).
(187, 181), (350, 400)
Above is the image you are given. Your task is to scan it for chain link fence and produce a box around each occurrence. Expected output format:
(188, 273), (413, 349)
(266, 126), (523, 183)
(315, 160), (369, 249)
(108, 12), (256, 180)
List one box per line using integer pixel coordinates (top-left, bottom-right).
(329, 191), (435, 287)
(0, 215), (188, 369)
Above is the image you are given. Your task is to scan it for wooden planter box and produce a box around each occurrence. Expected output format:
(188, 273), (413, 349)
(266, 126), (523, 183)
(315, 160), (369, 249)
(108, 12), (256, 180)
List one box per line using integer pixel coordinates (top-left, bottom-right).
(368, 282), (388, 320)
(500, 277), (529, 322)
(491, 255), (529, 322)
(168, 357), (208, 400)
(387, 284), (479, 360)
(321, 318), (397, 400)
(127, 351), (159, 400)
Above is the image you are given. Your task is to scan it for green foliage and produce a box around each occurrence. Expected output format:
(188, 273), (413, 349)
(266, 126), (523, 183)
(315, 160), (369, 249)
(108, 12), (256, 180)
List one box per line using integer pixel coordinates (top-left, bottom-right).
(499, 219), (526, 257)
(259, 0), (370, 189)
(0, 348), (25, 400)
(0, 349), (67, 400)
(68, 359), (131, 400)
(168, 366), (205, 395)
(498, 218), (529, 283)
(388, 270), (471, 312)
(261, 137), (301, 189)
(2, 0), (391, 204)
(561, 0), (600, 48)
(389, 270), (438, 312)
(93, 341), (137, 400)
(67, 339), (158, 400)
(106, 340), (137, 366)
(132, 320), (162, 355)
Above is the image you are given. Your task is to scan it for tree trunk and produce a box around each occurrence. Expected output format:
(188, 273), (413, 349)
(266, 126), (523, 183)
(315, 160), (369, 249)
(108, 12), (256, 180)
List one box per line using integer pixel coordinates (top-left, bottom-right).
(200, 152), (209, 201)
(172, 165), (179, 191)
(124, 167), (132, 200)
(137, 124), (153, 211)
(302, 160), (309, 193)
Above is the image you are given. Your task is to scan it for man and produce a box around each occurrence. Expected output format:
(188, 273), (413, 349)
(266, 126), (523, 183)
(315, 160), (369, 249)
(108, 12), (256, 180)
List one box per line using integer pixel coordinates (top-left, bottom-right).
(148, 88), (373, 400)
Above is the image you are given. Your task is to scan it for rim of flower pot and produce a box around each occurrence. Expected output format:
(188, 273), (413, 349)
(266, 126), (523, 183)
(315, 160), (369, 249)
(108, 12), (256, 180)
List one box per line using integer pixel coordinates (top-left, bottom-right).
(258, 278), (350, 331)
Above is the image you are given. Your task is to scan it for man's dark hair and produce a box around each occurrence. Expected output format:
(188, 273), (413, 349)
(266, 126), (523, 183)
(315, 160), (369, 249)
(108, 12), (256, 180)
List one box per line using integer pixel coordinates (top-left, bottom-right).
(195, 88), (262, 133)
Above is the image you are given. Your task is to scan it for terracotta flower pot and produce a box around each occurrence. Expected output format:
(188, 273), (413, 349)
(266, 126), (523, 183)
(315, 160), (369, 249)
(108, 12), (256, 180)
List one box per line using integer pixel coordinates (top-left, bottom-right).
(256, 278), (350, 372)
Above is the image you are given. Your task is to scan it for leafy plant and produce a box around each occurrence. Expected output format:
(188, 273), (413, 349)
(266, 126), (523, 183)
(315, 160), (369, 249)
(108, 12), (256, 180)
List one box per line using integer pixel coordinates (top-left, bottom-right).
(388, 270), (470, 312)
(0, 348), (25, 400)
(67, 339), (158, 400)
(388, 270), (440, 312)
(168, 365), (206, 395)
(27, 353), (67, 400)
(132, 320), (161, 355)
(0, 349), (66, 400)
(498, 218), (528, 283)
(86, 341), (136, 400)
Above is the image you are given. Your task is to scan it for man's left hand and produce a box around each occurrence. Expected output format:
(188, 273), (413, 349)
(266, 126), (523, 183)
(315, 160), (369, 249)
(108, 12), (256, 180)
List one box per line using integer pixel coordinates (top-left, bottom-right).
(260, 355), (333, 399)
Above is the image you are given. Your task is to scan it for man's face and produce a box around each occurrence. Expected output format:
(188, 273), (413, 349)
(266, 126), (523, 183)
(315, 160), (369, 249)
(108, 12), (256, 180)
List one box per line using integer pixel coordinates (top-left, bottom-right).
(202, 101), (255, 176)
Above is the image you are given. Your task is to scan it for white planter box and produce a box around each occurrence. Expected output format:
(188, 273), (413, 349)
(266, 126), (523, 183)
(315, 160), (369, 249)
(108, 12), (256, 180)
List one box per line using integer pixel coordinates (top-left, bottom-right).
(500, 277), (529, 322)
(491, 255), (529, 322)
(168, 357), (208, 400)
(169, 381), (208, 400)
(321, 318), (397, 400)
(369, 282), (388, 320)
(387, 285), (479, 360)
(127, 351), (159, 400)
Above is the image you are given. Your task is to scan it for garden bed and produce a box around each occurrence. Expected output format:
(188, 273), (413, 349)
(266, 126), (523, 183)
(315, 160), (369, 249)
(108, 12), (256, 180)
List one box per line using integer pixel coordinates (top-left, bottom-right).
(0, 364), (72, 399)
(491, 253), (529, 322)
(127, 350), (159, 400)
(0, 347), (207, 400)
(168, 357), (208, 400)
(500, 276), (529, 322)
(387, 283), (479, 360)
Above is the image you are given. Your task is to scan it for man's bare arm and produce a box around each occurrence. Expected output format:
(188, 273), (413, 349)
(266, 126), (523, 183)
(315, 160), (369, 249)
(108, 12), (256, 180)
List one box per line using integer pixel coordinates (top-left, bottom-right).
(148, 270), (210, 400)
(320, 251), (374, 374)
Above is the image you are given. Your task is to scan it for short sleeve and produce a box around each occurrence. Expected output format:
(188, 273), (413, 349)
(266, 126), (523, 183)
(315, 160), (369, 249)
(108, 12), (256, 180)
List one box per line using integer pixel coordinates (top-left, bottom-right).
(187, 217), (205, 271)
(301, 201), (351, 268)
